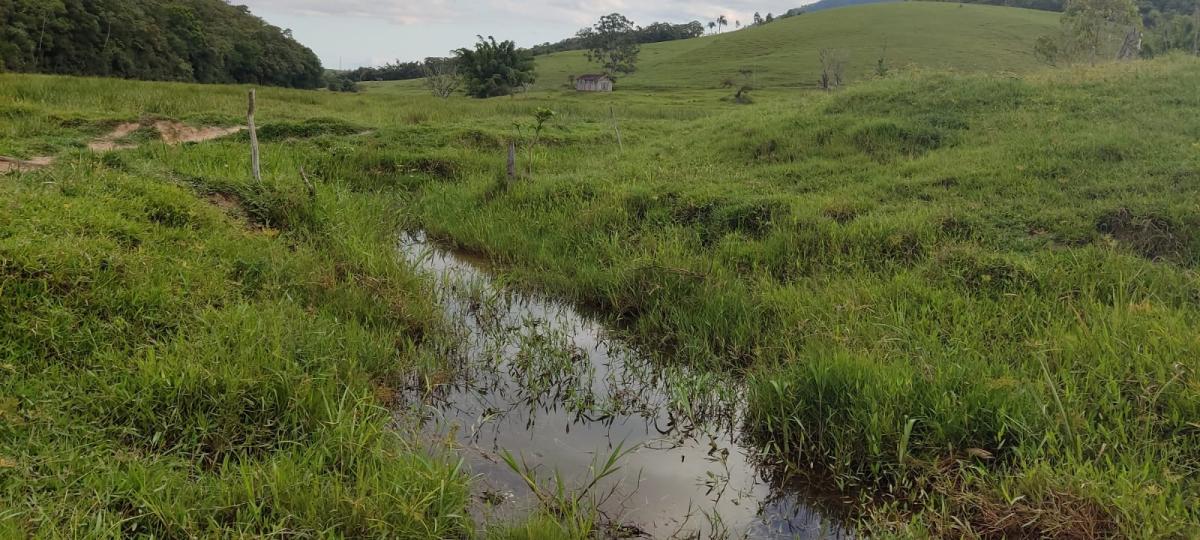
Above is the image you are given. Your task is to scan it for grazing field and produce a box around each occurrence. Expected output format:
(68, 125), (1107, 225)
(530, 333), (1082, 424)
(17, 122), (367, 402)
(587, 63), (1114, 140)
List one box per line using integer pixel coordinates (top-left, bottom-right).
(3, 46), (1200, 540)
(526, 2), (1060, 90)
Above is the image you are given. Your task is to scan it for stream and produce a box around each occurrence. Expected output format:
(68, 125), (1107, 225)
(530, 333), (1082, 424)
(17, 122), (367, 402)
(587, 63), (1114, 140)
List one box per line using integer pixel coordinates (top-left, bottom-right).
(399, 232), (849, 539)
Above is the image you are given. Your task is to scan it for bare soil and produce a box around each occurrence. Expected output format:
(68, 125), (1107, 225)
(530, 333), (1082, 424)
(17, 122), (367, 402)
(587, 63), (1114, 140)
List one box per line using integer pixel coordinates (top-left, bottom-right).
(2, 120), (244, 175)
(0, 155), (55, 174)
(88, 123), (142, 152)
(154, 121), (244, 145)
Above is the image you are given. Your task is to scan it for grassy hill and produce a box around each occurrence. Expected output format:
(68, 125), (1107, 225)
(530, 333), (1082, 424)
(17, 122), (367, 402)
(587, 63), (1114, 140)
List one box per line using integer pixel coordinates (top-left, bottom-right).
(529, 2), (1059, 90)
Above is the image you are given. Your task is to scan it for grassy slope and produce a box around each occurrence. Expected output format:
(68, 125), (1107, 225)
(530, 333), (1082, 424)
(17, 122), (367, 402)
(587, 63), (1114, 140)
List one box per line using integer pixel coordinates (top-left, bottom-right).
(0, 76), (473, 537)
(3, 54), (1200, 538)
(528, 2), (1059, 90)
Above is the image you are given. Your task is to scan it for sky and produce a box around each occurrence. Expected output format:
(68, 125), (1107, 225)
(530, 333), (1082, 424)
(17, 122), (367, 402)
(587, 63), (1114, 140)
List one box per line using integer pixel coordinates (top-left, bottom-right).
(235, 1), (812, 69)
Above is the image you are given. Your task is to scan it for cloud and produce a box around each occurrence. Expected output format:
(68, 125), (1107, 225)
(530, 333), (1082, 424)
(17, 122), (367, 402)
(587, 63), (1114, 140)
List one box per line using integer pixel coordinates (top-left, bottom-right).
(238, 0), (800, 27)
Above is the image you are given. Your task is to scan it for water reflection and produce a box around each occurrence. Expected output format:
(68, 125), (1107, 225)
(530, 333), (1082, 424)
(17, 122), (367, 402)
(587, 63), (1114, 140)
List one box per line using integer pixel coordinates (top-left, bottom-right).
(399, 232), (849, 539)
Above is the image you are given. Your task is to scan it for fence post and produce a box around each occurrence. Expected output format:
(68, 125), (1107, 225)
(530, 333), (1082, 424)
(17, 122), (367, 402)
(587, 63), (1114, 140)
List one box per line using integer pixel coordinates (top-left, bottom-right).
(610, 106), (623, 153)
(506, 141), (517, 183)
(248, 89), (261, 183)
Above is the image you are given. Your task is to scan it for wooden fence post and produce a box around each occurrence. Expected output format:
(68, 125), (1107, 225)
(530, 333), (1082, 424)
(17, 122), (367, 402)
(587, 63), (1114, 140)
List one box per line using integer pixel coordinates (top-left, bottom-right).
(248, 89), (261, 183)
(610, 106), (623, 153)
(506, 141), (517, 183)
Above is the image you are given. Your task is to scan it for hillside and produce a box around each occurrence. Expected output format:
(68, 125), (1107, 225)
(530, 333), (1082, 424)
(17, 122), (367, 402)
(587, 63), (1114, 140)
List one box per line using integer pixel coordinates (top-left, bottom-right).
(530, 2), (1058, 90)
(0, 0), (323, 88)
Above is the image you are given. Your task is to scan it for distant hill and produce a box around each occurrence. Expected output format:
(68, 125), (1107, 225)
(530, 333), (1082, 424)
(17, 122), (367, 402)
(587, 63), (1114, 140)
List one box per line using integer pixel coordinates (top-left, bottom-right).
(0, 0), (323, 89)
(531, 2), (1059, 90)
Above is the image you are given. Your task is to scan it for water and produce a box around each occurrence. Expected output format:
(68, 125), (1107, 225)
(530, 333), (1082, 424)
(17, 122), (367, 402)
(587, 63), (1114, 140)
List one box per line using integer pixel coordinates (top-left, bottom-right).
(399, 232), (849, 539)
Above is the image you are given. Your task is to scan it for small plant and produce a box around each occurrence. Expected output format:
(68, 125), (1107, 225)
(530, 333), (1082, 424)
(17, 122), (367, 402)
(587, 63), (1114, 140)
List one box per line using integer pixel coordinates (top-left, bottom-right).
(513, 107), (557, 177)
(500, 441), (636, 531)
(875, 39), (890, 77)
(724, 68), (756, 104)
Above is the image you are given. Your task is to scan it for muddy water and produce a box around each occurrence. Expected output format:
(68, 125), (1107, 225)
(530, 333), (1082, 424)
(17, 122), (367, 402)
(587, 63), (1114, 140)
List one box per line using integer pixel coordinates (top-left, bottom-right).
(400, 233), (848, 539)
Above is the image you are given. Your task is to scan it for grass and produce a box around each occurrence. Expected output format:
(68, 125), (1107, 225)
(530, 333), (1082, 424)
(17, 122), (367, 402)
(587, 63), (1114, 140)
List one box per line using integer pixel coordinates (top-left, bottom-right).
(526, 2), (1058, 91)
(0, 81), (472, 536)
(2, 22), (1199, 539)
(400, 57), (1200, 537)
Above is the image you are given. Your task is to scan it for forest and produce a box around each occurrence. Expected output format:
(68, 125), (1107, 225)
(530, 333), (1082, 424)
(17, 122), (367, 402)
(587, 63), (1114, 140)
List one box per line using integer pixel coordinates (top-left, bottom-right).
(0, 0), (324, 88)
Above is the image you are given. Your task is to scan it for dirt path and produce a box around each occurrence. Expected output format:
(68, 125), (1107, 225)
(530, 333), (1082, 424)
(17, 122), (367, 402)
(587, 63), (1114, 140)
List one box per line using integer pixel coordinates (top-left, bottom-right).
(88, 123), (142, 152)
(2, 120), (244, 174)
(154, 121), (244, 145)
(0, 156), (55, 174)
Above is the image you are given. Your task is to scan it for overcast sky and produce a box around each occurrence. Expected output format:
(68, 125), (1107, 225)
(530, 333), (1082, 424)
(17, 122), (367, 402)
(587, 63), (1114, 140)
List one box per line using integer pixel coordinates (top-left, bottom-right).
(236, 1), (811, 69)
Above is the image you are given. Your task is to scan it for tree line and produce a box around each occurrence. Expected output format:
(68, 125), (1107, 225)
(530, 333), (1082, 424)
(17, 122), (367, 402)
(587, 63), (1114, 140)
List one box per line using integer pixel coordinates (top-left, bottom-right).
(0, 0), (324, 89)
(933, 0), (1199, 56)
(343, 60), (426, 82)
(529, 20), (705, 56)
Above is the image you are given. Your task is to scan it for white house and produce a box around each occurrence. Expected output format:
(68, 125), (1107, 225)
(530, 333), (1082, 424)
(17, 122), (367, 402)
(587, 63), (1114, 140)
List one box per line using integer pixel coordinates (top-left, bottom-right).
(574, 74), (613, 92)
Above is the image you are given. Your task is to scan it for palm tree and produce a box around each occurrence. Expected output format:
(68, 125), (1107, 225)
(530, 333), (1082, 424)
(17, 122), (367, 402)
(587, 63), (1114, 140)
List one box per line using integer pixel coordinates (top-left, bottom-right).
(708, 21), (717, 34)
(717, 15), (728, 33)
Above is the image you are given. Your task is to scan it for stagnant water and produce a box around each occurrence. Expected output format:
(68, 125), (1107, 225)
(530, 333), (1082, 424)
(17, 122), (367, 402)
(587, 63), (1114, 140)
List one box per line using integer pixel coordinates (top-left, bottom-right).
(399, 233), (848, 539)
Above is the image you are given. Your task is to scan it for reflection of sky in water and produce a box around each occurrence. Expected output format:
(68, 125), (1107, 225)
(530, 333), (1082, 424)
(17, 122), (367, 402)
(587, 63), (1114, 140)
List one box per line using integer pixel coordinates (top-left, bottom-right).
(399, 233), (850, 539)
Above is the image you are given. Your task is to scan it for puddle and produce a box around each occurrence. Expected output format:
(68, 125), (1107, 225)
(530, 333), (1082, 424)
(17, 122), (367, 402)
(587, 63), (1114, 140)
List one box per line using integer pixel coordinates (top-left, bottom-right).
(399, 232), (850, 539)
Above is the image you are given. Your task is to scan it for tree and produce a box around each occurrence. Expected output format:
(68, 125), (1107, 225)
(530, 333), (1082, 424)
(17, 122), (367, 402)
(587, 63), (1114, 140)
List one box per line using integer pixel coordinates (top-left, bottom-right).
(717, 15), (729, 33)
(765, 13), (776, 23)
(530, 20), (702, 55)
(422, 57), (459, 98)
(578, 13), (640, 77)
(708, 21), (717, 33)
(754, 12), (764, 25)
(1037, 0), (1141, 64)
(818, 48), (848, 89)
(1194, 4), (1199, 54)
(1065, 0), (1141, 63)
(454, 36), (535, 98)
(325, 73), (359, 92)
(0, 0), (324, 88)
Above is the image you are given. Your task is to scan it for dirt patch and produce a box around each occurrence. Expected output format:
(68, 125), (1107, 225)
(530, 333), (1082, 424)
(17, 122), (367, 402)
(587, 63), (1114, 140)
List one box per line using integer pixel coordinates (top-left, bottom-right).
(822, 202), (865, 224)
(88, 123), (142, 152)
(402, 157), (460, 179)
(932, 460), (1118, 539)
(0, 155), (55, 174)
(207, 192), (245, 216)
(206, 192), (262, 230)
(154, 121), (244, 145)
(3, 120), (243, 175)
(1096, 208), (1183, 261)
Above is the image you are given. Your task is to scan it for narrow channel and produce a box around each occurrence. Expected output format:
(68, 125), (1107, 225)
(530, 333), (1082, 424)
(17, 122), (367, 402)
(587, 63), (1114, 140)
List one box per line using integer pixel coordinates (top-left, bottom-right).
(399, 232), (849, 539)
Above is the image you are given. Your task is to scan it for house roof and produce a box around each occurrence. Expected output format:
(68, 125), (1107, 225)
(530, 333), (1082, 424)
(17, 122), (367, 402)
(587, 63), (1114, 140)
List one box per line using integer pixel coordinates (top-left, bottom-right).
(576, 74), (610, 81)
